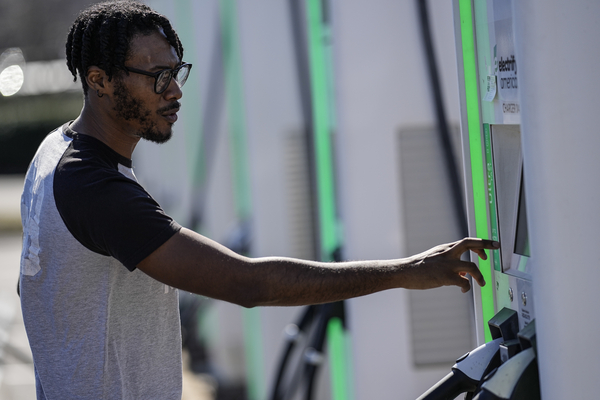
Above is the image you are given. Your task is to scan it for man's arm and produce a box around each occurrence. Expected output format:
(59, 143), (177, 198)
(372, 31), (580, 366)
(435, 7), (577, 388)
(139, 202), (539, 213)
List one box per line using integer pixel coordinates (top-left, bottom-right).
(137, 228), (499, 308)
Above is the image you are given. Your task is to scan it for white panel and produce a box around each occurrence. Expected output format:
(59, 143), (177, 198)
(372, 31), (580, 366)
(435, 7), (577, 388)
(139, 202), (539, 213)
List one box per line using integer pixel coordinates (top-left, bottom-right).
(332, 0), (466, 398)
(513, 1), (600, 399)
(237, 0), (306, 259)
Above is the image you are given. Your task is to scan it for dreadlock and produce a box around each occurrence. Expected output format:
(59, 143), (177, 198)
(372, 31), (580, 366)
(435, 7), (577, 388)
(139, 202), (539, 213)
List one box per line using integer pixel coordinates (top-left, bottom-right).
(66, 0), (184, 96)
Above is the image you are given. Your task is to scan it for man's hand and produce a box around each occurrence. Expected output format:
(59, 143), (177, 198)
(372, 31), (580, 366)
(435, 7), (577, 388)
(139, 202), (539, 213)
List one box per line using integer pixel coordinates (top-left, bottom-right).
(401, 238), (500, 293)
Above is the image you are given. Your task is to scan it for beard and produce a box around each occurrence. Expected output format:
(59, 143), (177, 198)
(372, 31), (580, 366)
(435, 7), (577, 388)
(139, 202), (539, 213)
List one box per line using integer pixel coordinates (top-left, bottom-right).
(112, 79), (177, 144)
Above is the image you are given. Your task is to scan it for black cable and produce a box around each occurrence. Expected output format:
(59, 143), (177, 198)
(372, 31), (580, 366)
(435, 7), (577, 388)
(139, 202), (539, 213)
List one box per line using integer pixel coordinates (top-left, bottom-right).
(303, 304), (332, 400)
(303, 301), (345, 400)
(416, 0), (468, 238)
(269, 302), (347, 400)
(270, 305), (317, 400)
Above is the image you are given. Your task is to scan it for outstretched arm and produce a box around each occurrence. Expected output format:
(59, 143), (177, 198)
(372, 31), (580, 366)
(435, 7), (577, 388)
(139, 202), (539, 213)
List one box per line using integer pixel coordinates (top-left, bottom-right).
(137, 228), (498, 308)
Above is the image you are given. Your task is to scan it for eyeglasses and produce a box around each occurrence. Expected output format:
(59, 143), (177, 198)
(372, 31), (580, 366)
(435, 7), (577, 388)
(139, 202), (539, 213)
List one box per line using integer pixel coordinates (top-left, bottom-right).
(122, 63), (192, 94)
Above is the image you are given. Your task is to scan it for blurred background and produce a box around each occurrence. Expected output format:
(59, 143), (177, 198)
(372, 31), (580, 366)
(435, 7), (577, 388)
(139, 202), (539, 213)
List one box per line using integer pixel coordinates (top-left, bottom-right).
(0, 0), (95, 398)
(0, 0), (472, 399)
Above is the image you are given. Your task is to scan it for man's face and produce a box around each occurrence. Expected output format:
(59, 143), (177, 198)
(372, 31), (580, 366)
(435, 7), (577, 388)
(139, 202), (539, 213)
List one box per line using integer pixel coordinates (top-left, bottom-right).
(112, 31), (183, 144)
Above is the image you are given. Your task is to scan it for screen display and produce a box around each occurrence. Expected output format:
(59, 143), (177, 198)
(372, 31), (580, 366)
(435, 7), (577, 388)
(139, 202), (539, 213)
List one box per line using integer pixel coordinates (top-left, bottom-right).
(514, 172), (530, 257)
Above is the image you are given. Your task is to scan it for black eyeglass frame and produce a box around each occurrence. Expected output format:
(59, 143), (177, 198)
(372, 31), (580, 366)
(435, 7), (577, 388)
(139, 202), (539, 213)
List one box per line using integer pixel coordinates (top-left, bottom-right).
(122, 63), (192, 94)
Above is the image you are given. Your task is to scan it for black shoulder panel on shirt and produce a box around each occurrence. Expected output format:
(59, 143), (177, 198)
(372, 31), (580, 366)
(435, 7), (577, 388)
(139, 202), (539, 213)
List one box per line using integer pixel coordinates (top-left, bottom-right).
(54, 134), (181, 271)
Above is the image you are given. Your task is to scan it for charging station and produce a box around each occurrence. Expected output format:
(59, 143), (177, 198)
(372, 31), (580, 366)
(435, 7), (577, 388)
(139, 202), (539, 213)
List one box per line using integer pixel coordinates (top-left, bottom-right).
(418, 1), (541, 395)
(419, 0), (600, 398)
(455, 0), (534, 347)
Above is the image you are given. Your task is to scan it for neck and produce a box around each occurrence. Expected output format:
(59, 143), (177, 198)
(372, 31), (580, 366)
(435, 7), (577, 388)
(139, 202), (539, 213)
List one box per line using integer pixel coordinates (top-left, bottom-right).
(70, 96), (140, 159)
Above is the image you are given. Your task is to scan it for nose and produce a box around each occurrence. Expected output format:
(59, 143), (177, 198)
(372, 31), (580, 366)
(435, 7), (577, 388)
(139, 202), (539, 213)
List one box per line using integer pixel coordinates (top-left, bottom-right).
(163, 76), (183, 100)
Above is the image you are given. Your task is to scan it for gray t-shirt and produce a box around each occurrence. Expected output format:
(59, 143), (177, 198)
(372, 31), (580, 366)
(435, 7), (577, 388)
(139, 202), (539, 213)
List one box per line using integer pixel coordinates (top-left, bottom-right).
(20, 123), (183, 399)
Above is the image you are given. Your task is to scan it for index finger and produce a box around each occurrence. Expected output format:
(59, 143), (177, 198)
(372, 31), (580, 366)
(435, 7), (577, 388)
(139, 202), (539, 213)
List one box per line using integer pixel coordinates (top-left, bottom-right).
(453, 238), (499, 255)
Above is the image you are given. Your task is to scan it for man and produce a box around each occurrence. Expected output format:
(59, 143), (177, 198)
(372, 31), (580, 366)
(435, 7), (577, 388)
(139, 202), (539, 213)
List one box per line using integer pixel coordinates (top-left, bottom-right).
(19, 1), (498, 399)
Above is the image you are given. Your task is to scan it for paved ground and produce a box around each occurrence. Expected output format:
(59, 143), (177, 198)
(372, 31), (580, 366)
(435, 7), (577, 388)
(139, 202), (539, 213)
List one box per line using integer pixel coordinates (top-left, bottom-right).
(0, 232), (36, 399)
(0, 176), (215, 400)
(0, 175), (36, 399)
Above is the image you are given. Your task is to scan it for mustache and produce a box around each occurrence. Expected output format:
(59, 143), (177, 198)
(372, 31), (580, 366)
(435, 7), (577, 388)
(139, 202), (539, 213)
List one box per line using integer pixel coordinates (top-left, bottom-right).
(157, 101), (181, 114)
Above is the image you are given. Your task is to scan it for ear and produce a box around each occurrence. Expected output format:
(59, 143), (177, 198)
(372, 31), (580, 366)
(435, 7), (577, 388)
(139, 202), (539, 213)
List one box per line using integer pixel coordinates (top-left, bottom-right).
(86, 66), (109, 96)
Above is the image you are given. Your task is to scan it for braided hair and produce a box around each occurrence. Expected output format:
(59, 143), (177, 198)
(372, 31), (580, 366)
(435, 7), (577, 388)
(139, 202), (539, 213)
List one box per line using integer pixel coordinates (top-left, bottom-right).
(66, 0), (184, 96)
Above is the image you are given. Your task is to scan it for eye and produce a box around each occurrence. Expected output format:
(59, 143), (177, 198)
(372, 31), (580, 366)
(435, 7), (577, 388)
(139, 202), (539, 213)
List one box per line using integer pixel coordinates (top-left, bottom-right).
(155, 70), (172, 93)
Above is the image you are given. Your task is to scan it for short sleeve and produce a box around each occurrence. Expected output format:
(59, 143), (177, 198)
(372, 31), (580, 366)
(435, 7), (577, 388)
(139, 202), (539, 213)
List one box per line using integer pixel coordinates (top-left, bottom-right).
(54, 139), (181, 271)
